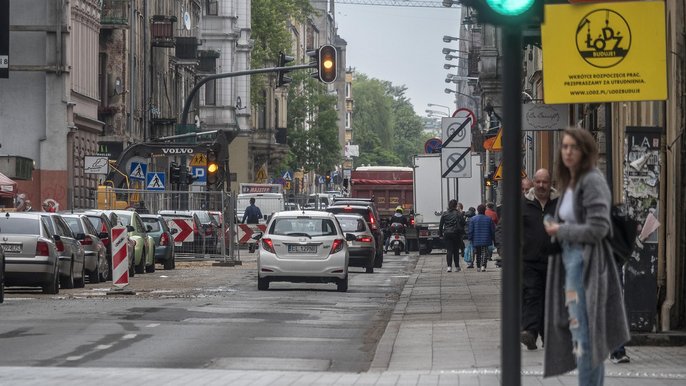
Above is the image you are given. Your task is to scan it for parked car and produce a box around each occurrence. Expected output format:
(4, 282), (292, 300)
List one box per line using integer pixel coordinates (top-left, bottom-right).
(40, 213), (86, 289)
(254, 210), (355, 292)
(140, 214), (176, 270)
(159, 210), (207, 255)
(1, 212), (60, 294)
(0, 248), (5, 303)
(103, 210), (156, 274)
(84, 210), (136, 277)
(62, 214), (109, 283)
(325, 204), (384, 268)
(334, 213), (376, 273)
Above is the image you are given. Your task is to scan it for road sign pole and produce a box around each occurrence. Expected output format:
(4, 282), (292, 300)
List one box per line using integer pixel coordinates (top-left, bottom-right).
(501, 25), (523, 385)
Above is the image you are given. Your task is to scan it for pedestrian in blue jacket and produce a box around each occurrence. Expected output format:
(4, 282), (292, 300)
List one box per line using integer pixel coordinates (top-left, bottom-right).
(468, 204), (495, 272)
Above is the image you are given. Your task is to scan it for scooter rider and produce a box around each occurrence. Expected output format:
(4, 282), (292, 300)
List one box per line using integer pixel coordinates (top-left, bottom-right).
(385, 206), (408, 253)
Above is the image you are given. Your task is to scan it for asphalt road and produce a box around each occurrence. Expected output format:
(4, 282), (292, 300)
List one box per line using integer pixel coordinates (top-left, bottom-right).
(0, 253), (417, 372)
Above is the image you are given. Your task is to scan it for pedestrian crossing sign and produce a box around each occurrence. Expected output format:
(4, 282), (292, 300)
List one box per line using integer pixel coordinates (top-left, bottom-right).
(129, 162), (147, 180)
(146, 172), (165, 190)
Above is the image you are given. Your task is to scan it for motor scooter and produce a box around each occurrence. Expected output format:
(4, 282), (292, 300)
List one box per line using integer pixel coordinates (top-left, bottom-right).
(388, 223), (406, 256)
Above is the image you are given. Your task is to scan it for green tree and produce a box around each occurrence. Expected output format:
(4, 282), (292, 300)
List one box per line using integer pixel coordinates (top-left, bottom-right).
(250, 0), (313, 104)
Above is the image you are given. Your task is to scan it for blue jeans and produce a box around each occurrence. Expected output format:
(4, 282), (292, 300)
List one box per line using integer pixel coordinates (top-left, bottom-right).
(561, 242), (604, 386)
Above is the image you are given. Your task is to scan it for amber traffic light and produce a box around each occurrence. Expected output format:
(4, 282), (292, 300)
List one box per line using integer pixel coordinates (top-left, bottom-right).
(318, 45), (337, 84)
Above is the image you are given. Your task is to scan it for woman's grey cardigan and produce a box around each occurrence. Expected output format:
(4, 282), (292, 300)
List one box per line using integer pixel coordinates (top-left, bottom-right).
(543, 168), (631, 377)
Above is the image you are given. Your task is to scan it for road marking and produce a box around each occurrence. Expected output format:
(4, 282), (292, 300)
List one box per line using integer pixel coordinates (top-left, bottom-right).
(66, 356), (83, 361)
(253, 337), (349, 342)
(96, 344), (112, 350)
(145, 323), (160, 328)
(122, 334), (137, 340)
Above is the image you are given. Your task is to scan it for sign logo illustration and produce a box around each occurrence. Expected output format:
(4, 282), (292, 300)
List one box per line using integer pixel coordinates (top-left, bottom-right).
(576, 9), (631, 68)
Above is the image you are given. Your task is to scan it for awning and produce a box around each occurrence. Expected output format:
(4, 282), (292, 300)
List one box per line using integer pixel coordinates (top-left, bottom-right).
(0, 172), (17, 198)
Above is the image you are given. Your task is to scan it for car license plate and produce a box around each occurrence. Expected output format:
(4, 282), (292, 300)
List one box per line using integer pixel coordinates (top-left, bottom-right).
(288, 245), (317, 254)
(1, 243), (21, 253)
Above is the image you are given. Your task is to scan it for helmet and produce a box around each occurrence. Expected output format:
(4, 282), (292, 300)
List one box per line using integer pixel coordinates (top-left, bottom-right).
(395, 206), (403, 213)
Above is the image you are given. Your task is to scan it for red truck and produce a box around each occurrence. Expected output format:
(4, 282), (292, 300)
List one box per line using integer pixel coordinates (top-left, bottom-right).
(350, 166), (416, 250)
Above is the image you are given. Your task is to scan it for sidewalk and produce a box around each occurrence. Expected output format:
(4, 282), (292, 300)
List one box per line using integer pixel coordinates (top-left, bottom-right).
(0, 252), (684, 385)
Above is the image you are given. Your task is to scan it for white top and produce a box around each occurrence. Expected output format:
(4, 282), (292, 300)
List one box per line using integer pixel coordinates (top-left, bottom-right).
(559, 187), (578, 224)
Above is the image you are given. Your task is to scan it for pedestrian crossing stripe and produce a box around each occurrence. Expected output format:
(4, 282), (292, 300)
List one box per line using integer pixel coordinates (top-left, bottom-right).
(129, 162), (147, 180)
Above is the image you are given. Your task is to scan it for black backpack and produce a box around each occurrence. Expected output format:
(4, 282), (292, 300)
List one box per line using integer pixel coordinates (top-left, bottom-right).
(608, 205), (639, 266)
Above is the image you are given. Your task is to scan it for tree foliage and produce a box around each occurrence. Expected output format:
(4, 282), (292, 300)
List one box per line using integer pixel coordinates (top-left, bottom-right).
(351, 74), (425, 167)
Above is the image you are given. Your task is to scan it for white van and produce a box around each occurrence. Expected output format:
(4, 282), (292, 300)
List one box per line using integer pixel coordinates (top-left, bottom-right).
(237, 193), (285, 223)
(304, 193), (332, 210)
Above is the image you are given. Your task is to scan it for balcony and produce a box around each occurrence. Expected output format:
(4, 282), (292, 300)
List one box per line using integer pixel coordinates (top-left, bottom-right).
(151, 15), (177, 48)
(100, 0), (128, 28)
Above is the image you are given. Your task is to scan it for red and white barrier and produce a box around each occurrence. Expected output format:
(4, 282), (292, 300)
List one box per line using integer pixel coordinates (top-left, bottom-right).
(167, 218), (194, 246)
(111, 226), (129, 288)
(237, 224), (267, 244)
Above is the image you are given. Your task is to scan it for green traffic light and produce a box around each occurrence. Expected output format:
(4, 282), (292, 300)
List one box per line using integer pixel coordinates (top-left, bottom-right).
(485, 0), (536, 16)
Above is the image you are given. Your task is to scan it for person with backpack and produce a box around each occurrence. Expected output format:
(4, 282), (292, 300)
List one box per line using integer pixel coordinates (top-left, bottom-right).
(242, 198), (263, 224)
(542, 127), (629, 385)
(439, 199), (465, 272)
(468, 204), (495, 272)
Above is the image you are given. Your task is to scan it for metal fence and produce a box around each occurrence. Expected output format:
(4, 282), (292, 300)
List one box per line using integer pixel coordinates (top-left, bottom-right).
(98, 189), (241, 263)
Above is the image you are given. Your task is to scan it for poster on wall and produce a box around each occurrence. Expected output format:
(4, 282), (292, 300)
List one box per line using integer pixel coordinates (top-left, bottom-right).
(623, 126), (662, 332)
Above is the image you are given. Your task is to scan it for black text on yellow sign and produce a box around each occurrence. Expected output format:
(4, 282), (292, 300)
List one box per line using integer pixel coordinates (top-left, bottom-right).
(542, 1), (666, 104)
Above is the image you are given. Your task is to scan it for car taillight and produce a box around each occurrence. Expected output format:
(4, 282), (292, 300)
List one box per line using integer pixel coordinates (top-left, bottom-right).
(101, 237), (110, 247)
(261, 238), (275, 253)
(36, 241), (50, 256)
(193, 222), (200, 235)
(410, 217), (415, 226)
(356, 235), (373, 243)
(330, 239), (345, 254)
(55, 240), (65, 252)
(159, 232), (169, 246)
(369, 211), (377, 230)
(80, 237), (93, 246)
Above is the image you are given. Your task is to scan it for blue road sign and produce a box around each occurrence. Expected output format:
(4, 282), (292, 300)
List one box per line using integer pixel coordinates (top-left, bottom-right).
(146, 172), (165, 191)
(425, 138), (443, 154)
(130, 162), (147, 180)
(192, 166), (206, 183)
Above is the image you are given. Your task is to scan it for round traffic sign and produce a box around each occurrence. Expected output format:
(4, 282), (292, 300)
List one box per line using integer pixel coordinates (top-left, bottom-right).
(424, 138), (442, 154)
(446, 152), (467, 173)
(452, 107), (477, 128)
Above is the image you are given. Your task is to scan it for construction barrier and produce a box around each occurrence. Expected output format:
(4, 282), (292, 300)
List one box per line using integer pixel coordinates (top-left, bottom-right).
(111, 226), (129, 288)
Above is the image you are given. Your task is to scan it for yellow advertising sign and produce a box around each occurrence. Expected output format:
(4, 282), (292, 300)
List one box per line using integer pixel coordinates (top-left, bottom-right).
(542, 1), (666, 104)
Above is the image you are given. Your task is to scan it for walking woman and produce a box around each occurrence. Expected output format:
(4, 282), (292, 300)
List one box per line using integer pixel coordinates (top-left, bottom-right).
(439, 199), (465, 272)
(543, 127), (629, 385)
(467, 204), (494, 272)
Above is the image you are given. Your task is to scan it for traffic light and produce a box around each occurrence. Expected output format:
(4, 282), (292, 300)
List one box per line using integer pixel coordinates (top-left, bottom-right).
(461, 0), (544, 26)
(276, 51), (294, 88)
(485, 176), (493, 187)
(207, 150), (219, 188)
(169, 162), (181, 185)
(318, 45), (337, 83)
(183, 166), (197, 185)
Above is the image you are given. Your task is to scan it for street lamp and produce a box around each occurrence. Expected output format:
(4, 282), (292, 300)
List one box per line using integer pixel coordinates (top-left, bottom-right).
(442, 48), (470, 55)
(443, 34), (467, 43)
(446, 75), (479, 84)
(427, 103), (451, 116)
(425, 109), (448, 117)
(445, 88), (481, 124)
(445, 54), (467, 61)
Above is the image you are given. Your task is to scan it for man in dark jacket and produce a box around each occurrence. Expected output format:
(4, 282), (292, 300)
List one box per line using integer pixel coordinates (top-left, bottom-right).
(439, 199), (466, 272)
(520, 168), (558, 350)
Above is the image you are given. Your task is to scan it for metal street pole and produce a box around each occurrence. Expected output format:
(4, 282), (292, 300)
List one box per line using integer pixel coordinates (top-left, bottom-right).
(501, 25), (523, 386)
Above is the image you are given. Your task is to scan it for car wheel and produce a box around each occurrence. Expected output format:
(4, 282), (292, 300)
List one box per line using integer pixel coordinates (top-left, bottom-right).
(257, 277), (269, 291)
(43, 264), (59, 295)
(135, 248), (146, 274)
(74, 261), (86, 288)
(336, 275), (348, 292)
(60, 260), (75, 289)
(100, 255), (111, 282)
(89, 256), (101, 284)
(374, 250), (383, 268)
(146, 260), (156, 273)
(365, 255), (374, 273)
(163, 255), (174, 270)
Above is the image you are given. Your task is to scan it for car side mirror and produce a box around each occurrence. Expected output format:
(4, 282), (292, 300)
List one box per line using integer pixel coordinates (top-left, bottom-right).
(75, 233), (86, 240)
(345, 233), (356, 242)
(252, 232), (263, 241)
(126, 225), (135, 232)
(98, 232), (109, 239)
(53, 234), (61, 242)
(170, 228), (178, 234)
(146, 225), (153, 232)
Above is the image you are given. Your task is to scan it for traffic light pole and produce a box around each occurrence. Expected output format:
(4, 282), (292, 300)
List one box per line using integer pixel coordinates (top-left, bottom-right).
(501, 25), (523, 386)
(180, 64), (316, 126)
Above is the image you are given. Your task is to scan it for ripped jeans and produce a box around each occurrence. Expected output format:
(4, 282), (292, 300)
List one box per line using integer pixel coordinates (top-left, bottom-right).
(561, 242), (604, 386)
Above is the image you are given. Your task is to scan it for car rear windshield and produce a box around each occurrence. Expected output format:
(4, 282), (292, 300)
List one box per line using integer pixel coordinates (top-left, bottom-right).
(86, 216), (108, 233)
(327, 207), (371, 222)
(141, 218), (162, 232)
(336, 217), (367, 232)
(270, 218), (337, 237)
(0, 218), (41, 235)
(63, 217), (85, 234)
(194, 211), (213, 224)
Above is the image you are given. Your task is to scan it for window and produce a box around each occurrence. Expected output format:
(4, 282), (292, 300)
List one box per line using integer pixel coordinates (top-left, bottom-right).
(345, 112), (351, 129)
(345, 82), (351, 98)
(206, 1), (218, 15)
(205, 80), (216, 106)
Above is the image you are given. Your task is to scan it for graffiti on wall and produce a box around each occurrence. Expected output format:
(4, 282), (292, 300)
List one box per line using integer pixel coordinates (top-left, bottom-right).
(623, 126), (662, 332)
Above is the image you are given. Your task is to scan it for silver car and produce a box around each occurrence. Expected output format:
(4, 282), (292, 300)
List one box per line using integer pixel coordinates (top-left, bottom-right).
(40, 214), (86, 289)
(62, 214), (109, 283)
(255, 210), (355, 292)
(1, 212), (60, 294)
(334, 213), (376, 273)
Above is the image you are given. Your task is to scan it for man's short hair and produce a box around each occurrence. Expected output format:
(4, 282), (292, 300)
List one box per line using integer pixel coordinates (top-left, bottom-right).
(477, 204), (486, 214)
(249, 198), (256, 204)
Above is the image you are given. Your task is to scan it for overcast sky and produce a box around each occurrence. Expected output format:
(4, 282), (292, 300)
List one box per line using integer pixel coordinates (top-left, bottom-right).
(334, 3), (463, 117)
